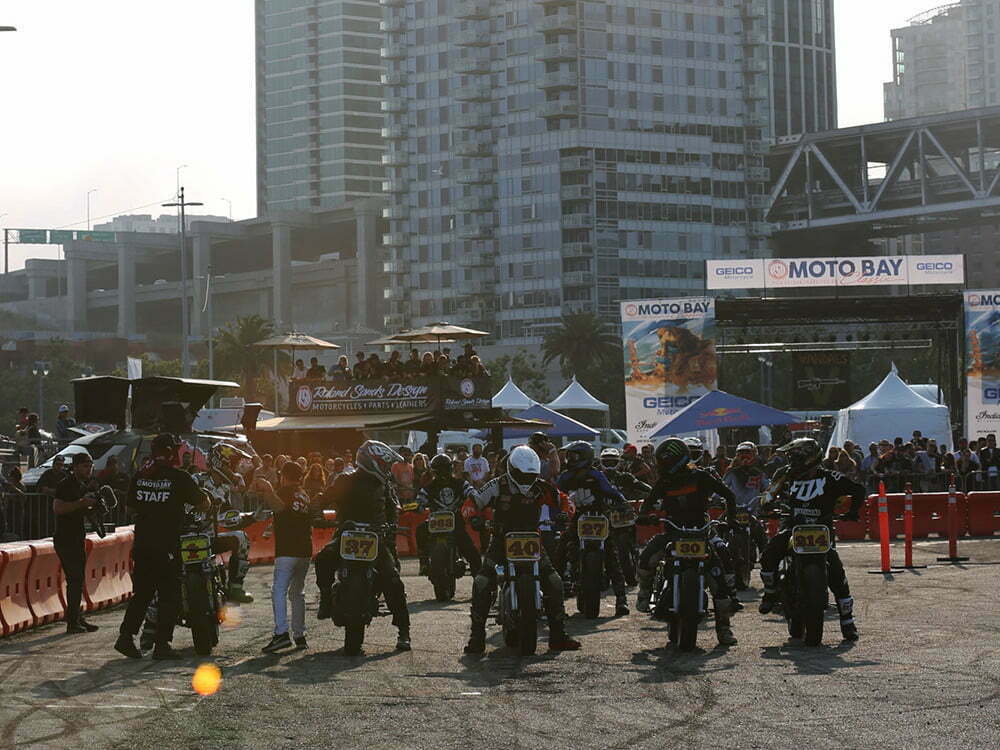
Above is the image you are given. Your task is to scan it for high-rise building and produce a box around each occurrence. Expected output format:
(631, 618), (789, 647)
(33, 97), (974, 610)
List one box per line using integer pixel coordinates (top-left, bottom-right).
(255, 0), (386, 216)
(380, 0), (815, 344)
(884, 1), (1000, 120)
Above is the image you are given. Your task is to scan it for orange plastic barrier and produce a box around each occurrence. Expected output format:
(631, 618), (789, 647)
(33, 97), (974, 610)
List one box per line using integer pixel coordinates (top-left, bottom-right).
(0, 545), (36, 635)
(311, 511), (337, 557)
(966, 491), (1000, 536)
(836, 502), (868, 540)
(395, 510), (426, 558)
(25, 541), (66, 625)
(83, 530), (134, 611)
(867, 492), (967, 540)
(245, 519), (276, 564)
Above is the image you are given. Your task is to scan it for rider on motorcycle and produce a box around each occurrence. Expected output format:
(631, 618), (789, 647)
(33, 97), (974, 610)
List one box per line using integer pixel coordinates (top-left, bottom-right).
(464, 445), (581, 654)
(415, 453), (481, 578)
(197, 442), (258, 603)
(637, 437), (739, 646)
(758, 438), (863, 641)
(556, 441), (631, 617)
(722, 441), (770, 555)
(599, 447), (652, 501)
(313, 440), (412, 651)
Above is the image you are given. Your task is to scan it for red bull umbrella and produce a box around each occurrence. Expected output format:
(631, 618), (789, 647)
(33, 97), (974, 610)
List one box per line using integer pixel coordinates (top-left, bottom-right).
(648, 390), (799, 438)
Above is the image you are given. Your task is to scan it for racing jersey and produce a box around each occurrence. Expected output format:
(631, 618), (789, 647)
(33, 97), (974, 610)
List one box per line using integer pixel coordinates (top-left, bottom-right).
(555, 467), (627, 514)
(723, 465), (770, 514)
(603, 468), (651, 503)
(417, 476), (474, 512)
(776, 467), (865, 530)
(641, 468), (736, 527)
(473, 476), (558, 537)
(318, 471), (397, 527)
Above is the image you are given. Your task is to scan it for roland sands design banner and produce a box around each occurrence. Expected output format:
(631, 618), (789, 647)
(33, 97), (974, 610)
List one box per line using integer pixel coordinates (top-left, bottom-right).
(965, 291), (1000, 441)
(288, 376), (492, 415)
(621, 297), (716, 444)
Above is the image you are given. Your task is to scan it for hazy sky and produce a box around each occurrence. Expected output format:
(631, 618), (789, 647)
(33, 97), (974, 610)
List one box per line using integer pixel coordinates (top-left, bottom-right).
(0, 0), (926, 269)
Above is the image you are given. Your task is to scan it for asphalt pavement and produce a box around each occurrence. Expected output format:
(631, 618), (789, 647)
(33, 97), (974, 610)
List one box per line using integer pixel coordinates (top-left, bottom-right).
(1, 538), (998, 749)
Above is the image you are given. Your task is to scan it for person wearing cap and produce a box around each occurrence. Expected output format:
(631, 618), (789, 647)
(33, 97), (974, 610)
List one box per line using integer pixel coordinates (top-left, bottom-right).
(115, 434), (210, 660)
(37, 454), (68, 495)
(528, 432), (560, 483)
(55, 405), (77, 445)
(53, 453), (100, 633)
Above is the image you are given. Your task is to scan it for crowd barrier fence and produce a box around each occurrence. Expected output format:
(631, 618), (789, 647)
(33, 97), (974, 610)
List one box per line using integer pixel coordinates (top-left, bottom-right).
(25, 540), (66, 626)
(966, 491), (1000, 536)
(0, 544), (35, 635)
(83, 529), (134, 611)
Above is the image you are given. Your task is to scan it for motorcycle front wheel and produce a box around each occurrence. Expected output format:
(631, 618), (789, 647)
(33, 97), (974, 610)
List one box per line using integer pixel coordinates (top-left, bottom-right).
(430, 543), (455, 601)
(516, 576), (538, 656)
(676, 567), (701, 652)
(579, 549), (603, 619)
(801, 561), (827, 647)
(186, 570), (219, 657)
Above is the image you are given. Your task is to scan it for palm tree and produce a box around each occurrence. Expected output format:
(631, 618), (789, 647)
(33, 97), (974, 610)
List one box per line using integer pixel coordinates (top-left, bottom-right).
(213, 315), (282, 406)
(542, 312), (620, 379)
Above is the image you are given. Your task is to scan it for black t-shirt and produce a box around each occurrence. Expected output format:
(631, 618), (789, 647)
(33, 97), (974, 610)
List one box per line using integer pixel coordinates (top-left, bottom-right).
(319, 471), (394, 527)
(38, 467), (67, 495)
(641, 468), (736, 526)
(128, 462), (203, 553)
(779, 468), (866, 529)
(274, 485), (313, 558)
(53, 474), (89, 544)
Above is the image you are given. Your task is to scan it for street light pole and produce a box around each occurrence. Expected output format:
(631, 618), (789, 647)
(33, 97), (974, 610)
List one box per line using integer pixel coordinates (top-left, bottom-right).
(164, 186), (204, 377)
(86, 188), (98, 230)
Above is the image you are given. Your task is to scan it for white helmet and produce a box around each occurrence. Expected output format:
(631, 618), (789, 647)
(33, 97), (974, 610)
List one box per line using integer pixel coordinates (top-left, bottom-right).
(507, 445), (541, 496)
(599, 447), (621, 470)
(683, 436), (704, 461)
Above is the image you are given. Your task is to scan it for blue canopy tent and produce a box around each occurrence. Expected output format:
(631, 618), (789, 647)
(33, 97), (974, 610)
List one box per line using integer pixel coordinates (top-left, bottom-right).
(648, 390), (799, 439)
(475, 403), (599, 440)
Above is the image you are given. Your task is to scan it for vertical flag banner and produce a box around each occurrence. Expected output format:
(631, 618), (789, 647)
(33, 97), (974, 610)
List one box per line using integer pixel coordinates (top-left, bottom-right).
(620, 297), (717, 444)
(965, 291), (1000, 442)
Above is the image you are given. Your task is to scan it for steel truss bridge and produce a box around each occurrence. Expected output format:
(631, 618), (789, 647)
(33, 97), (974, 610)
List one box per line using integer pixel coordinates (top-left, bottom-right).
(765, 106), (1000, 250)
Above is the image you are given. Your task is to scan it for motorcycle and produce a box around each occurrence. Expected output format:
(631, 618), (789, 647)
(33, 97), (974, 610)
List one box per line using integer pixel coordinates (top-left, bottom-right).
(650, 520), (714, 651)
(497, 531), (543, 656)
(575, 513), (611, 619)
(770, 505), (840, 646)
(609, 504), (639, 587)
(140, 507), (240, 655)
(426, 509), (467, 601)
(727, 507), (758, 591)
(330, 520), (392, 656)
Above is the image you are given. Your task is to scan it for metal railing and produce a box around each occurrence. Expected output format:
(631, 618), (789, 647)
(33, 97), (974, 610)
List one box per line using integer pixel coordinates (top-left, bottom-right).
(860, 470), (993, 494)
(0, 491), (134, 542)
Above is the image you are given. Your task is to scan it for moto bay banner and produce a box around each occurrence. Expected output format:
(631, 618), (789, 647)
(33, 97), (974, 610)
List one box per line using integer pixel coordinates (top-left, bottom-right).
(620, 297), (717, 444)
(706, 254), (964, 290)
(965, 291), (1000, 442)
(791, 351), (851, 410)
(288, 376), (492, 415)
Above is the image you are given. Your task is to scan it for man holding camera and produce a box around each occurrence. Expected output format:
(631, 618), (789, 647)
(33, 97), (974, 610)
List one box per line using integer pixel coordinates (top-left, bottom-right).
(53, 453), (100, 634)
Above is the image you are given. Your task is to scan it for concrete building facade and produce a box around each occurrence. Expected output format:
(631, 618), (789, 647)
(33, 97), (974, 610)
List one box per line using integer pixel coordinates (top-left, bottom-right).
(379, 0), (810, 345)
(255, 0), (387, 217)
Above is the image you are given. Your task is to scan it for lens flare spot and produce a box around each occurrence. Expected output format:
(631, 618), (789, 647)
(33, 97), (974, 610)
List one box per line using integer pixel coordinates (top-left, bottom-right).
(192, 662), (222, 696)
(220, 605), (243, 630)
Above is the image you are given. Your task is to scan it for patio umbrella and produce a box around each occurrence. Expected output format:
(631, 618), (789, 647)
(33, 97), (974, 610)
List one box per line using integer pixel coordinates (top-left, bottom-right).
(390, 322), (490, 350)
(367, 335), (457, 347)
(252, 332), (341, 408)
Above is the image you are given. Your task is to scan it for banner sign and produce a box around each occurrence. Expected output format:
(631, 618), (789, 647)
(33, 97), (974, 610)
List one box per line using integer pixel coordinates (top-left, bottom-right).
(620, 297), (717, 444)
(791, 351), (851, 410)
(965, 291), (1000, 442)
(287, 376), (492, 415)
(706, 254), (964, 290)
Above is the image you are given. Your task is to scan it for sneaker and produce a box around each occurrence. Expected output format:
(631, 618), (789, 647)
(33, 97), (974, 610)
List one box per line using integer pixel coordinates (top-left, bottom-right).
(395, 629), (411, 651)
(152, 644), (182, 660)
(66, 621), (88, 634)
(464, 632), (486, 655)
(716, 626), (738, 647)
(262, 632), (292, 653)
(636, 592), (651, 614)
(758, 593), (778, 615)
(114, 634), (142, 659)
(548, 634), (582, 651)
(77, 617), (99, 632)
(615, 597), (630, 617)
(293, 635), (308, 650)
(227, 585), (254, 604)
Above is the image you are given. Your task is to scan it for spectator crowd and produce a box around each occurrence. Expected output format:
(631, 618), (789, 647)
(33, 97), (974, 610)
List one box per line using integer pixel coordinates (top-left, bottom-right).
(290, 343), (490, 384)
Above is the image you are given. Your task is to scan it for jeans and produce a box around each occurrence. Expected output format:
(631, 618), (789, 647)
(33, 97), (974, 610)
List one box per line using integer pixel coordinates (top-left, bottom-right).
(272, 556), (310, 638)
(54, 537), (86, 624)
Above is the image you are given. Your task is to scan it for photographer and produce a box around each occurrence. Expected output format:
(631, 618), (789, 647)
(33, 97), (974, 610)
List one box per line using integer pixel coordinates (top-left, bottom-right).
(115, 434), (210, 660)
(53, 454), (100, 634)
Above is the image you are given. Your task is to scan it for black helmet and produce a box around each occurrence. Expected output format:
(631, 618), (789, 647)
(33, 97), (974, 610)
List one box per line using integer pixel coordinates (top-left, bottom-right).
(563, 441), (594, 472)
(778, 437), (821, 478)
(655, 438), (691, 476)
(430, 453), (453, 479)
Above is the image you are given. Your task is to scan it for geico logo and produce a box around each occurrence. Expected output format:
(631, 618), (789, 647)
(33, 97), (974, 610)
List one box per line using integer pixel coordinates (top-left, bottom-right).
(915, 262), (953, 271)
(985, 388), (1000, 401)
(715, 267), (754, 275)
(643, 396), (701, 408)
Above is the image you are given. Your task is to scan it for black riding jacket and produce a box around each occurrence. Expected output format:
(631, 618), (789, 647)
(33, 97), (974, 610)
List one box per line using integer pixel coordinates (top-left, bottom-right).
(641, 468), (737, 527)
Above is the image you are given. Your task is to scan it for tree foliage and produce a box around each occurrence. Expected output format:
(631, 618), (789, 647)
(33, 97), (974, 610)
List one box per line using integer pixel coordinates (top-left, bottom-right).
(212, 315), (286, 409)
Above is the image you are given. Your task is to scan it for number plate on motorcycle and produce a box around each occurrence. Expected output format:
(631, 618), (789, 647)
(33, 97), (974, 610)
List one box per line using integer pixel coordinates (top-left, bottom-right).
(734, 511), (751, 525)
(180, 534), (212, 563)
(505, 532), (542, 562)
(340, 530), (379, 561)
(673, 539), (707, 558)
(428, 511), (455, 534)
(577, 514), (610, 541)
(609, 508), (636, 528)
(791, 525), (831, 554)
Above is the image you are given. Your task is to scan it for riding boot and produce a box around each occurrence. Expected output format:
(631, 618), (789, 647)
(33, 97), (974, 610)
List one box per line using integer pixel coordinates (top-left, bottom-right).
(464, 620), (486, 654)
(317, 587), (334, 620)
(714, 598), (738, 646)
(635, 569), (654, 613)
(396, 626), (411, 651)
(615, 592), (629, 617)
(758, 571), (778, 614)
(837, 596), (859, 641)
(418, 558), (430, 577)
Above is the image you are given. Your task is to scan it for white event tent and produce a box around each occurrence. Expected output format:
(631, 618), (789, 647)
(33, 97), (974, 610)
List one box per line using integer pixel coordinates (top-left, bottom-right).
(829, 368), (952, 449)
(492, 377), (536, 411)
(547, 376), (610, 427)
